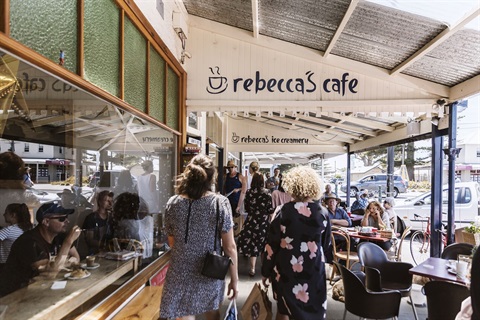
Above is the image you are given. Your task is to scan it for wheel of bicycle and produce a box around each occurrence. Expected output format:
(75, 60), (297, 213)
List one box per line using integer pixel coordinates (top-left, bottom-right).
(410, 230), (430, 265)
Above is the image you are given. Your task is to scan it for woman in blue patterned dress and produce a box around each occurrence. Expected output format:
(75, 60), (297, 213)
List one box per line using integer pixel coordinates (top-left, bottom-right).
(262, 166), (332, 320)
(160, 154), (238, 320)
(237, 173), (274, 277)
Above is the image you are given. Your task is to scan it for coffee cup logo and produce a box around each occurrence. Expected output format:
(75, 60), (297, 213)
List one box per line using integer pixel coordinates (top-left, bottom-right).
(206, 66), (228, 94)
(231, 132), (240, 143)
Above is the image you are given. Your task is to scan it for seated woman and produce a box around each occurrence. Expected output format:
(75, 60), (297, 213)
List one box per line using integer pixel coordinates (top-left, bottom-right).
(0, 203), (33, 271)
(360, 201), (392, 250)
(112, 192), (154, 259)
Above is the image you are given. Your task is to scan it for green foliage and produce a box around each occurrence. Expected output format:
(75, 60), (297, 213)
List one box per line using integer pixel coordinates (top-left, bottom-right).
(464, 222), (480, 234)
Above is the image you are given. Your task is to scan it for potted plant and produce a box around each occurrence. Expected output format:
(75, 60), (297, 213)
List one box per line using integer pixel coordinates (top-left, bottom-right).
(462, 217), (480, 246)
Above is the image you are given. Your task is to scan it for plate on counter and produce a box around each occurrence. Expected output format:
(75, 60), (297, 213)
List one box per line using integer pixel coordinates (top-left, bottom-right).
(64, 270), (91, 280)
(80, 263), (100, 270)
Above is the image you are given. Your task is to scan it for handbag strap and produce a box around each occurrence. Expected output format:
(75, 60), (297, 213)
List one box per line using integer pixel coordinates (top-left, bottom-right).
(213, 196), (220, 252)
(184, 199), (194, 244)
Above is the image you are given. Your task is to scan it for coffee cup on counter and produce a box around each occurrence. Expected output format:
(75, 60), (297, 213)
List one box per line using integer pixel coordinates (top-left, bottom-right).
(86, 255), (96, 268)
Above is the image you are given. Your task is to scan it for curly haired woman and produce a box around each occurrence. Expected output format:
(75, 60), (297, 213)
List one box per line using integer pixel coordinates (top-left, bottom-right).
(262, 166), (332, 320)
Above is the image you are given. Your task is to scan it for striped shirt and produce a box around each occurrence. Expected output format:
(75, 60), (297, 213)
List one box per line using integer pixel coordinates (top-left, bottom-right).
(0, 225), (25, 263)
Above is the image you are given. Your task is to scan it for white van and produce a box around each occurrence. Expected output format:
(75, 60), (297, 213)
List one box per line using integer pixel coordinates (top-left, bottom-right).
(395, 182), (480, 231)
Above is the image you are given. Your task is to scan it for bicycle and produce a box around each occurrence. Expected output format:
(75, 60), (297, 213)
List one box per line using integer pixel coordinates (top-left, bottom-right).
(409, 213), (447, 265)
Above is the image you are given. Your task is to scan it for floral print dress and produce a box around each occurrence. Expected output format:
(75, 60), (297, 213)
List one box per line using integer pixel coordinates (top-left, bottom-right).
(237, 187), (273, 257)
(262, 201), (332, 320)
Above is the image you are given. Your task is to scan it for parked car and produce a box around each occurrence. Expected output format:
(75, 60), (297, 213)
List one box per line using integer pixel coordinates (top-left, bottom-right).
(340, 174), (407, 198)
(25, 187), (60, 204)
(329, 177), (345, 185)
(395, 182), (480, 231)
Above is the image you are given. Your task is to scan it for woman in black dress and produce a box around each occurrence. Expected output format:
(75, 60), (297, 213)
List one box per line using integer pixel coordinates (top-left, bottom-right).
(262, 166), (332, 320)
(237, 173), (273, 276)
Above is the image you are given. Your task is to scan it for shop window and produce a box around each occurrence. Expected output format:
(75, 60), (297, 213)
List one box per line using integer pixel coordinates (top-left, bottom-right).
(0, 50), (177, 288)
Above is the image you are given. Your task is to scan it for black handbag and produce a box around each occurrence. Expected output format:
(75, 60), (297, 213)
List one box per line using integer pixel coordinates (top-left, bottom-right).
(201, 197), (232, 280)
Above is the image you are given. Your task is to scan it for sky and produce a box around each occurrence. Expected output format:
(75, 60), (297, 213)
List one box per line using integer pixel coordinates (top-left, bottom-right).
(326, 94), (480, 171)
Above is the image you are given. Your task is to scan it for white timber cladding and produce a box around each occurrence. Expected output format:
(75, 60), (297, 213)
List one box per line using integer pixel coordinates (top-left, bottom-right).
(186, 24), (447, 116)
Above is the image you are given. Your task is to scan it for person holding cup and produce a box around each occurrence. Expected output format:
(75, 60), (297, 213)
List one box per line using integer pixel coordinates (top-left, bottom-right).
(360, 201), (392, 250)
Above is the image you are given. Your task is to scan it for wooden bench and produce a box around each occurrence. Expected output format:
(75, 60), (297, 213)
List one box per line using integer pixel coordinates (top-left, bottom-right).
(112, 286), (163, 320)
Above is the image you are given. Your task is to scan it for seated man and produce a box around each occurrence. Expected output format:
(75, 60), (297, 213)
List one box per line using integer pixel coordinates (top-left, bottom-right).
(350, 189), (369, 214)
(321, 184), (337, 206)
(83, 190), (114, 255)
(0, 202), (81, 297)
(324, 193), (353, 254)
(324, 193), (351, 227)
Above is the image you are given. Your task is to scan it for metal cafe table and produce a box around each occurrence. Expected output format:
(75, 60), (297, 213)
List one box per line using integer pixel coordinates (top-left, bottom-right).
(0, 256), (139, 320)
(409, 257), (470, 285)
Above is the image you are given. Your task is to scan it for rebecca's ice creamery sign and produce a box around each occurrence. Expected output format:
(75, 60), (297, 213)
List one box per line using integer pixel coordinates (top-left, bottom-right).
(231, 132), (309, 145)
(226, 117), (345, 153)
(206, 66), (358, 96)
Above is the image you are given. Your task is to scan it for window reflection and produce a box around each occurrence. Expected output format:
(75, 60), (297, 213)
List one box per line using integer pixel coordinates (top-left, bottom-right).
(0, 50), (175, 297)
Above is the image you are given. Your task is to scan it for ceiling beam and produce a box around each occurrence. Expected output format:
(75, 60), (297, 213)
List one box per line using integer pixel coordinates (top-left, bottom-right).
(450, 74), (480, 101)
(257, 114), (358, 143)
(187, 98), (436, 113)
(324, 113), (395, 132)
(292, 114), (377, 137)
(391, 6), (480, 75)
(251, 0), (259, 38)
(323, 0), (359, 57)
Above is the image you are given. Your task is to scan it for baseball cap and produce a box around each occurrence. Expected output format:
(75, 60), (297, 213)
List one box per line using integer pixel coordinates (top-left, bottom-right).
(36, 202), (74, 223)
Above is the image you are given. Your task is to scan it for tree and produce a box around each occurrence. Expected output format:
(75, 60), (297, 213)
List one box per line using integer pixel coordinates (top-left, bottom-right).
(354, 142), (431, 181)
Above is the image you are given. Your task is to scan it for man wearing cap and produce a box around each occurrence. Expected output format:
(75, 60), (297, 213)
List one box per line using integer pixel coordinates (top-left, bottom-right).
(350, 189), (369, 214)
(0, 202), (81, 297)
(224, 160), (246, 217)
(324, 193), (351, 227)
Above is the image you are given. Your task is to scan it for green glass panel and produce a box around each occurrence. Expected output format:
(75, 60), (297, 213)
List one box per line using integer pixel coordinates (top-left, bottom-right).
(149, 45), (165, 123)
(84, 0), (120, 96)
(124, 17), (146, 112)
(10, 0), (77, 73)
(166, 67), (179, 131)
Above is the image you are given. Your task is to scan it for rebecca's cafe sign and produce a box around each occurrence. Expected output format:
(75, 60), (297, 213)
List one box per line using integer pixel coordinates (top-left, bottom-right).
(201, 67), (360, 151)
(206, 66), (359, 97)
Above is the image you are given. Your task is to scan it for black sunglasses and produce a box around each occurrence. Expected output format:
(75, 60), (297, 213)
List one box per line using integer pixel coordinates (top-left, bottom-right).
(48, 215), (68, 222)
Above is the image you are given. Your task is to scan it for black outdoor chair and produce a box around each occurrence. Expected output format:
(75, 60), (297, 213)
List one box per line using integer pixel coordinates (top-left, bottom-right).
(334, 261), (402, 320)
(441, 242), (474, 260)
(423, 280), (470, 320)
(357, 241), (418, 320)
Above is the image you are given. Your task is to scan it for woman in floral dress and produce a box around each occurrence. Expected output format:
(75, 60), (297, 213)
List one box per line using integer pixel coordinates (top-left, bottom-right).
(262, 166), (332, 320)
(237, 173), (274, 276)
